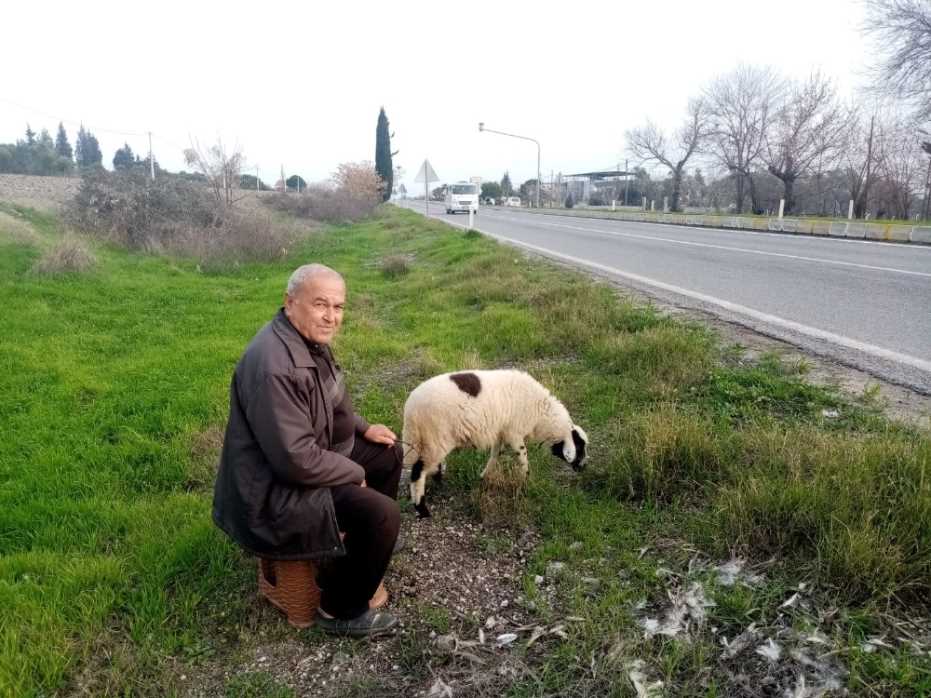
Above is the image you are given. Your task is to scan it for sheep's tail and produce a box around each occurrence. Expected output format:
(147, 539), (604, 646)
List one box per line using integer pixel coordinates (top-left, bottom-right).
(400, 419), (422, 467)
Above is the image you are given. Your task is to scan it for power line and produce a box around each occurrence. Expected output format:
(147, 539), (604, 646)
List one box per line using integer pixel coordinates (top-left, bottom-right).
(0, 96), (147, 138)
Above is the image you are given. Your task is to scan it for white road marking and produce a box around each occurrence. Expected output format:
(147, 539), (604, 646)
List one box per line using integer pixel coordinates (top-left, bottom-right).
(416, 206), (931, 375)
(488, 213), (931, 278)
(484, 207), (931, 251)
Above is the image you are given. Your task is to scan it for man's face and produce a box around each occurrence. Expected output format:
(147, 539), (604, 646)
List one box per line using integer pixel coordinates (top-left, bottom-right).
(284, 275), (346, 345)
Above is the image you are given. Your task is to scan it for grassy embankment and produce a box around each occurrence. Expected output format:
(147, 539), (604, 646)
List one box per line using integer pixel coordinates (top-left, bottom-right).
(0, 201), (928, 696)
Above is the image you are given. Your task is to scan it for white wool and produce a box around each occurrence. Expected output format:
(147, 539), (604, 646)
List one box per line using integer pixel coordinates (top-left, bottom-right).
(402, 369), (585, 509)
(402, 370), (573, 466)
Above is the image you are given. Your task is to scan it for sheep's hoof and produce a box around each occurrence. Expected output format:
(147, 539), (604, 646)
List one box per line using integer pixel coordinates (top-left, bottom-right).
(414, 499), (431, 518)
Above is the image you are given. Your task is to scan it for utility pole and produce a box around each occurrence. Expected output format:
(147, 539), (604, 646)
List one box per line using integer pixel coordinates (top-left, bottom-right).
(148, 131), (155, 181)
(256, 166), (260, 193)
(281, 165), (285, 193)
(624, 158), (630, 207)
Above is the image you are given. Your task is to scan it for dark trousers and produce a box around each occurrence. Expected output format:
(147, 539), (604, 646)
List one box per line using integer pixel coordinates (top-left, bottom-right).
(318, 438), (402, 619)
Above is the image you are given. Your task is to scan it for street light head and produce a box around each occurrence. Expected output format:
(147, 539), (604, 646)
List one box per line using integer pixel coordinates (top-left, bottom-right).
(478, 122), (484, 132)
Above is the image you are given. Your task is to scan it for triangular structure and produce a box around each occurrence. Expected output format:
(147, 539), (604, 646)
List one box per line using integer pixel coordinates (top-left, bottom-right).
(414, 159), (439, 183)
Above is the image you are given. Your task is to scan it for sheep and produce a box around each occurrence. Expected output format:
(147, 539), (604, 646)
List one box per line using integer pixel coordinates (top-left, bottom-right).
(401, 369), (588, 517)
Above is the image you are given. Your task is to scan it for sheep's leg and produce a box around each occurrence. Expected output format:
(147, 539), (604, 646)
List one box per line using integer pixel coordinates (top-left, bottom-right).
(409, 458), (441, 518)
(507, 437), (530, 478)
(480, 442), (501, 479)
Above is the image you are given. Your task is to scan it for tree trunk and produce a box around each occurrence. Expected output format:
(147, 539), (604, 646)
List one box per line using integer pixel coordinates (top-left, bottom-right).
(734, 172), (746, 214)
(782, 177), (795, 214)
(671, 168), (683, 212)
(747, 174), (760, 214)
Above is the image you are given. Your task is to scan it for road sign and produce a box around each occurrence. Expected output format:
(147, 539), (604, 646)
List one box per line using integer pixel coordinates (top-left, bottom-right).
(414, 159), (439, 183)
(414, 160), (440, 214)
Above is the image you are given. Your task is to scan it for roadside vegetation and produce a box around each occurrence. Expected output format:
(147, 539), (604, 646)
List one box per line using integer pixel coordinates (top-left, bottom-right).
(0, 201), (928, 696)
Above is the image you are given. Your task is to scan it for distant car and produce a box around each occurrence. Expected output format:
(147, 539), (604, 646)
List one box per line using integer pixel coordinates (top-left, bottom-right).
(484, 197), (496, 206)
(506, 197), (522, 207)
(445, 182), (480, 214)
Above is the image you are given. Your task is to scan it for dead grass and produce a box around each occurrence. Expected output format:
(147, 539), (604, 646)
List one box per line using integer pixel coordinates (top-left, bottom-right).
(0, 210), (41, 246)
(475, 465), (532, 529)
(31, 234), (97, 275)
(378, 254), (412, 278)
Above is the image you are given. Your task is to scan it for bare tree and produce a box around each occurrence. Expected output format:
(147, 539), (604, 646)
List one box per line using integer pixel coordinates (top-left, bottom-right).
(705, 65), (784, 213)
(874, 117), (925, 218)
(626, 99), (709, 212)
(864, 0), (931, 122)
(841, 108), (883, 218)
(183, 139), (244, 206)
(764, 73), (850, 213)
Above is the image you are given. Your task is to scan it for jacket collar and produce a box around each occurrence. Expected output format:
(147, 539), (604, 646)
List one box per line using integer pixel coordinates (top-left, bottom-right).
(271, 308), (316, 368)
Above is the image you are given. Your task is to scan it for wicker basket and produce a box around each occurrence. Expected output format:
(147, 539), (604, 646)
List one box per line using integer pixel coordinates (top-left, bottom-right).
(257, 558), (389, 628)
(257, 558), (320, 628)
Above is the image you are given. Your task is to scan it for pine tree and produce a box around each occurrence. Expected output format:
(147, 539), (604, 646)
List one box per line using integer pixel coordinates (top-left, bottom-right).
(501, 171), (513, 197)
(75, 125), (102, 170)
(25, 124), (36, 146)
(375, 107), (393, 202)
(38, 129), (54, 149)
(55, 123), (73, 160)
(113, 143), (135, 170)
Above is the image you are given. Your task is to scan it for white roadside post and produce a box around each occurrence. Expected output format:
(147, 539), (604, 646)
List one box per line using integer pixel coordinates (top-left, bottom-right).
(469, 207), (474, 228)
(778, 199), (785, 219)
(848, 199), (855, 220)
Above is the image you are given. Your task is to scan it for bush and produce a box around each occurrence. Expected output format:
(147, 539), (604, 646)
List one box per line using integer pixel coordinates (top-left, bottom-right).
(65, 169), (216, 248)
(565, 193), (575, 208)
(264, 162), (382, 224)
(588, 195), (606, 206)
(378, 254), (411, 278)
(65, 169), (304, 265)
(32, 234), (97, 275)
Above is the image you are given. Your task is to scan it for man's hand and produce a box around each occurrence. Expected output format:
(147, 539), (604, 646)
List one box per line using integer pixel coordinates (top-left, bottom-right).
(364, 424), (397, 446)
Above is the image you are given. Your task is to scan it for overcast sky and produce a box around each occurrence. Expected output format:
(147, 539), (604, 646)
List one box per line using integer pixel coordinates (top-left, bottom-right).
(1, 1), (871, 190)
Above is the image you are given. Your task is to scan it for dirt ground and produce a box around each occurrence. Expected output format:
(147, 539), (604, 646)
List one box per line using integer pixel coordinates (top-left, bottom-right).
(180, 483), (558, 698)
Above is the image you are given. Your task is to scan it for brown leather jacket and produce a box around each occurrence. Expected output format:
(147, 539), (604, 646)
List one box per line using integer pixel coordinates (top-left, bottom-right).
(212, 310), (368, 560)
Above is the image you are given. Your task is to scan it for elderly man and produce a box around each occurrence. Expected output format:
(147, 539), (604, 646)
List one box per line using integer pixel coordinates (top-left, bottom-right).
(213, 263), (401, 636)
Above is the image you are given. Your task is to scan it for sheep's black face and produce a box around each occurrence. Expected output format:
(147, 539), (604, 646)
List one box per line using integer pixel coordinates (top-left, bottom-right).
(551, 427), (588, 471)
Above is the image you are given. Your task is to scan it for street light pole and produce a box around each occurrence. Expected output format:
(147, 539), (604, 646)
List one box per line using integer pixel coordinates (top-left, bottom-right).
(478, 122), (541, 208)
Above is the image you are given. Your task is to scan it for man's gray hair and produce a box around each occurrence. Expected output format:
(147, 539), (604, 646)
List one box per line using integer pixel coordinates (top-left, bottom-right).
(286, 263), (344, 296)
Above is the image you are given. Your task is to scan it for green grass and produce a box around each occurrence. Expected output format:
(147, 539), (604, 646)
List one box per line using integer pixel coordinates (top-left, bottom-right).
(1, 203), (928, 696)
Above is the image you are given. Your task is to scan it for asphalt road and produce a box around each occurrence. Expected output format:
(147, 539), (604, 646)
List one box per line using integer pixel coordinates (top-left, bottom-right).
(401, 201), (931, 394)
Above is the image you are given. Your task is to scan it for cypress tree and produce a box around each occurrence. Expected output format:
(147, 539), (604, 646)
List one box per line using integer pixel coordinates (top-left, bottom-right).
(375, 107), (393, 202)
(55, 123), (73, 160)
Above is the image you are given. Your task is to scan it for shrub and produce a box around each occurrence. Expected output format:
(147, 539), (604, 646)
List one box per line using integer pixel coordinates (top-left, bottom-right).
(65, 169), (216, 248)
(378, 254), (411, 278)
(565, 193), (575, 208)
(32, 234), (97, 275)
(263, 162), (382, 224)
(65, 169), (303, 265)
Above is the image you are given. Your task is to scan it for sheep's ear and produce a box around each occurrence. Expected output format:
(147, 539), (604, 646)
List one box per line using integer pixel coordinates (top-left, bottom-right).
(571, 426), (589, 470)
(572, 425), (588, 444)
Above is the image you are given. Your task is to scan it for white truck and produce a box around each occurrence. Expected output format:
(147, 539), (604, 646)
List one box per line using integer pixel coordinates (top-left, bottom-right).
(445, 182), (480, 214)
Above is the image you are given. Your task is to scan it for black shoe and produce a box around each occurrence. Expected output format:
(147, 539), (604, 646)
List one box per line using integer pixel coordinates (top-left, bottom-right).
(315, 608), (398, 638)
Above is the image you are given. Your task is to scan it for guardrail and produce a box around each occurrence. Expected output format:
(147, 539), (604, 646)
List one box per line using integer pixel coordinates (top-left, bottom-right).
(495, 206), (931, 244)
